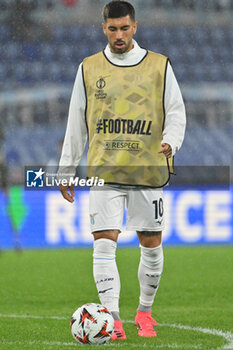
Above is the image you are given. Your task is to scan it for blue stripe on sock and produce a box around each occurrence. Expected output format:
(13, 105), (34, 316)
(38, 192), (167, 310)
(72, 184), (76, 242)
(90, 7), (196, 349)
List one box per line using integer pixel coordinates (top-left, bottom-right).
(93, 257), (115, 260)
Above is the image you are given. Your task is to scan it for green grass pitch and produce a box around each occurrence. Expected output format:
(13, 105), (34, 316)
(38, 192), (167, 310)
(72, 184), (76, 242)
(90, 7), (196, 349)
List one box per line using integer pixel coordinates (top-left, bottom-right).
(0, 246), (232, 349)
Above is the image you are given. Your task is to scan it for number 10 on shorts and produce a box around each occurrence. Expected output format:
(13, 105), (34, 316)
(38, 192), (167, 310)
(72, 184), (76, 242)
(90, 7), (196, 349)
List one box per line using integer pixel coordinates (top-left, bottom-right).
(153, 199), (164, 220)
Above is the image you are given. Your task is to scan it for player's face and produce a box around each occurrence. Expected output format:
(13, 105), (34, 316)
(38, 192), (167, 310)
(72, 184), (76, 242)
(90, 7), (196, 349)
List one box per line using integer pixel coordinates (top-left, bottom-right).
(102, 15), (138, 54)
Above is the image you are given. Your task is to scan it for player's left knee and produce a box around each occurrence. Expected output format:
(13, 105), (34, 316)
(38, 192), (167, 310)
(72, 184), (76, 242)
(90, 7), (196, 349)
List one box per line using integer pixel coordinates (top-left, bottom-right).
(137, 231), (162, 248)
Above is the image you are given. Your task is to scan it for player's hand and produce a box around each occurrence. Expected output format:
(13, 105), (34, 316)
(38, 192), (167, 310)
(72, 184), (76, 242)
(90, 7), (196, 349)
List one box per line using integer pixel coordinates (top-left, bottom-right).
(59, 184), (75, 203)
(158, 143), (172, 158)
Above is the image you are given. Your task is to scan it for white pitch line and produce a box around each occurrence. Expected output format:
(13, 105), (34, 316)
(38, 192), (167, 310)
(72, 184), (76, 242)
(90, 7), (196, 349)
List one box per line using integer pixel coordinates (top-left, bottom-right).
(157, 323), (233, 350)
(0, 340), (76, 347)
(0, 314), (232, 349)
(0, 340), (203, 349)
(0, 313), (67, 320)
(123, 320), (233, 349)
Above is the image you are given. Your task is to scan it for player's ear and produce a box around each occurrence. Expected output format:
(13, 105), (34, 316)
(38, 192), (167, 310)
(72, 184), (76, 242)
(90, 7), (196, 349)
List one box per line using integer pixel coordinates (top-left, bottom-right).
(102, 22), (107, 35)
(133, 21), (138, 35)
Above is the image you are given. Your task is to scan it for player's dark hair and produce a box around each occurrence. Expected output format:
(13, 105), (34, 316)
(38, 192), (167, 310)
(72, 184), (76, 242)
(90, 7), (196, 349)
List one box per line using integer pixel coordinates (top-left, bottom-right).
(103, 1), (135, 22)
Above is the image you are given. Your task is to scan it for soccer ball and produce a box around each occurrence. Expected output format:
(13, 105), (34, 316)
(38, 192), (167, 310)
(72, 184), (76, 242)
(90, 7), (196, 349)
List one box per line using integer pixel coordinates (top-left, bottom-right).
(70, 303), (114, 345)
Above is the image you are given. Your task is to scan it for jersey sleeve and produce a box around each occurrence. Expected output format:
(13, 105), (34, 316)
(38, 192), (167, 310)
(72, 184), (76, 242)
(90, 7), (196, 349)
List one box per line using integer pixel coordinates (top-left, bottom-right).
(162, 62), (186, 156)
(58, 63), (88, 180)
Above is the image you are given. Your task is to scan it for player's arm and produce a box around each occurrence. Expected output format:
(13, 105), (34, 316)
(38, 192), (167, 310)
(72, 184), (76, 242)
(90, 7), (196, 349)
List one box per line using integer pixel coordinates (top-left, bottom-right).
(58, 63), (87, 202)
(160, 61), (186, 157)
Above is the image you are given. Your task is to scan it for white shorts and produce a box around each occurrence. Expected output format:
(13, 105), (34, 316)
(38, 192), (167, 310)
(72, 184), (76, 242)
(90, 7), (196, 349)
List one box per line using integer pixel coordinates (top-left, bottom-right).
(89, 185), (165, 233)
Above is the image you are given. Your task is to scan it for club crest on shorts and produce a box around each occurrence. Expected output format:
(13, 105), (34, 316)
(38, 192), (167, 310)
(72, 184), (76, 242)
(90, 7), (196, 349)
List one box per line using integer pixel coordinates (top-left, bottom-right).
(90, 213), (98, 225)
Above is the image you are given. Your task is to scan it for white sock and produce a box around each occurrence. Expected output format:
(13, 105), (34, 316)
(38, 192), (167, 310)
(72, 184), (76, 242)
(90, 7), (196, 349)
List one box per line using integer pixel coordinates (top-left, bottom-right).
(138, 244), (164, 310)
(93, 238), (120, 314)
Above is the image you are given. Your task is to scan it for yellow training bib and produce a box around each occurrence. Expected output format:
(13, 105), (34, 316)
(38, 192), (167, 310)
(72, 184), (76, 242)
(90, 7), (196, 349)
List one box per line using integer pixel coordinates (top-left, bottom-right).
(82, 50), (174, 187)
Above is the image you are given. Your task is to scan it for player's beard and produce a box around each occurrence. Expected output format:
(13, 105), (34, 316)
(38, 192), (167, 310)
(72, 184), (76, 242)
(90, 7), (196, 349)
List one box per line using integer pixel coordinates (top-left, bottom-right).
(110, 39), (132, 54)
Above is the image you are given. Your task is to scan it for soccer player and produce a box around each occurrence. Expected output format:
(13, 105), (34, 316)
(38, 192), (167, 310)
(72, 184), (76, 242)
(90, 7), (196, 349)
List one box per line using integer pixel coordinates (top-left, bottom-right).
(58, 0), (186, 340)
